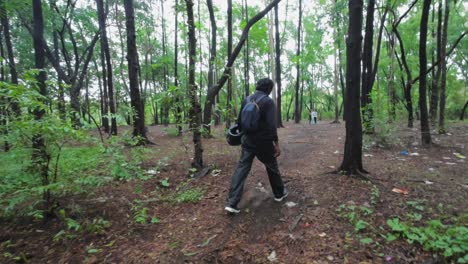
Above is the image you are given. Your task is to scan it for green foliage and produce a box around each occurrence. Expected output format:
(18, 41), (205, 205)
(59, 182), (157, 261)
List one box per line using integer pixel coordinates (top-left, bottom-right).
(159, 178), (170, 187)
(53, 209), (111, 242)
(386, 216), (468, 260)
(337, 204), (374, 232)
(105, 136), (148, 181)
(174, 188), (204, 203)
(132, 201), (159, 225)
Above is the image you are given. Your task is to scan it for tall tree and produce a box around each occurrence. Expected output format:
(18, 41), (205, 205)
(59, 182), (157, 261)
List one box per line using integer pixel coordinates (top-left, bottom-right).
(243, 0), (250, 98)
(205, 0), (217, 134)
(438, 0), (449, 134)
(47, 3), (99, 128)
(175, 0), (182, 135)
(429, 0), (442, 125)
(293, 0), (302, 123)
(361, 0), (374, 133)
(419, 0), (432, 145)
(274, 3), (283, 127)
(339, 0), (365, 174)
(1, 0), (20, 116)
(32, 0), (51, 213)
(123, 0), (147, 142)
(160, 0), (169, 126)
(226, 0), (233, 128)
(185, 0), (204, 169)
(268, 5), (276, 103)
(97, 0), (117, 135)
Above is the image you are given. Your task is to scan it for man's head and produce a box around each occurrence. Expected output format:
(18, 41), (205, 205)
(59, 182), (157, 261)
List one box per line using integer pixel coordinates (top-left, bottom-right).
(255, 78), (274, 95)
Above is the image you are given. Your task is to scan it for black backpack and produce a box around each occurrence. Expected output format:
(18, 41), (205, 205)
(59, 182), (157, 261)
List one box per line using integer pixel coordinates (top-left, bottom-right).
(240, 94), (268, 132)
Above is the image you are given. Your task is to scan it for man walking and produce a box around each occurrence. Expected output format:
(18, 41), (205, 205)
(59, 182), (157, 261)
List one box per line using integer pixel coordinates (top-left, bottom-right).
(225, 78), (288, 214)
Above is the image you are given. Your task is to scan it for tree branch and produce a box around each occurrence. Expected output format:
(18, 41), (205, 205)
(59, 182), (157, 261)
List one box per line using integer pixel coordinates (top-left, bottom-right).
(411, 31), (467, 84)
(209, 0), (281, 98)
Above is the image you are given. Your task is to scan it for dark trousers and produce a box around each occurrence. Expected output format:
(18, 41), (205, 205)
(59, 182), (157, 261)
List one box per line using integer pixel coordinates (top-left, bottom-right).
(227, 146), (285, 207)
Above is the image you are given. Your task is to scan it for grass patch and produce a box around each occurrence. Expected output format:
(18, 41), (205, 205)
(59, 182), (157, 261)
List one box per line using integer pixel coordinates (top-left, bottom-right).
(0, 144), (109, 217)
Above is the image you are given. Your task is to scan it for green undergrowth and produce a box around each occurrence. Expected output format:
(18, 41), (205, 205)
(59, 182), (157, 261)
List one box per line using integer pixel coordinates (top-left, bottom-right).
(0, 137), (163, 218)
(336, 182), (468, 262)
(386, 216), (468, 262)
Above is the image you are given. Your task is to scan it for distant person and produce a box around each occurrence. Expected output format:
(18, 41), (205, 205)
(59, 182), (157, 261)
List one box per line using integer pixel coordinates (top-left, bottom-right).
(225, 78), (288, 214)
(311, 109), (318, 124)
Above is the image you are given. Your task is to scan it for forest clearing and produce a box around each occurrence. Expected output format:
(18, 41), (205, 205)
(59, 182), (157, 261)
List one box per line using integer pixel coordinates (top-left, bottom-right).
(0, 0), (467, 262)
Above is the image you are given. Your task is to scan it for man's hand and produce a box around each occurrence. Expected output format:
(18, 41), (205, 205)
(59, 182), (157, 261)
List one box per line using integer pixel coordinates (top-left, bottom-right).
(273, 142), (281, 158)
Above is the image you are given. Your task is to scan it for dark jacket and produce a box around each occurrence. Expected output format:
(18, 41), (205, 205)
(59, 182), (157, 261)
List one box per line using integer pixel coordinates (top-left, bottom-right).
(237, 91), (278, 150)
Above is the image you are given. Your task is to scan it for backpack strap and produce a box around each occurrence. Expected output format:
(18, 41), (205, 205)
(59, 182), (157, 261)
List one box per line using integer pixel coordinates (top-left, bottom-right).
(253, 94), (268, 107)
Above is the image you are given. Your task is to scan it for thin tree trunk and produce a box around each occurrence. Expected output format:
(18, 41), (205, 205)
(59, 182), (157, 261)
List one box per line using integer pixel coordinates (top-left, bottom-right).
(393, 28), (414, 127)
(206, 0), (217, 134)
(339, 0), (365, 174)
(274, 3), (283, 128)
(419, 0), (432, 145)
(175, 0), (182, 135)
(32, 0), (52, 215)
(161, 0), (169, 126)
(429, 0), (442, 125)
(226, 0), (233, 128)
(333, 47), (340, 123)
(243, 0), (250, 98)
(388, 32), (396, 121)
(1, 0), (20, 116)
(53, 31), (66, 120)
(97, 0), (116, 135)
(268, 7), (276, 103)
(99, 38), (109, 133)
(185, 0), (204, 169)
(361, 0), (375, 133)
(438, 0), (449, 134)
(294, 0), (302, 123)
(124, 0), (147, 141)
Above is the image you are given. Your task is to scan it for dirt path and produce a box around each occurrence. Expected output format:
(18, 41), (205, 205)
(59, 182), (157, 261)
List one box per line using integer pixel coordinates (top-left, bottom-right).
(1, 121), (466, 263)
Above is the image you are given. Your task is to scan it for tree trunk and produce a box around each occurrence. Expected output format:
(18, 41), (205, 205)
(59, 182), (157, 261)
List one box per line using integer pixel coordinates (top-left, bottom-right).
(275, 3), (283, 128)
(419, 0), (432, 145)
(460, 100), (468, 120)
(205, 0), (217, 134)
(339, 0), (365, 174)
(175, 0), (182, 135)
(268, 6), (276, 103)
(185, 0), (204, 169)
(53, 31), (67, 120)
(96, 0), (117, 135)
(32, 0), (52, 215)
(1, 0), (20, 116)
(243, 0), (250, 98)
(293, 0), (302, 124)
(429, 0), (442, 126)
(361, 0), (375, 133)
(161, 0), (169, 126)
(388, 30), (396, 121)
(226, 0), (233, 129)
(333, 47), (340, 123)
(98, 35), (110, 133)
(124, 0), (147, 141)
(393, 28), (414, 128)
(438, 0), (449, 134)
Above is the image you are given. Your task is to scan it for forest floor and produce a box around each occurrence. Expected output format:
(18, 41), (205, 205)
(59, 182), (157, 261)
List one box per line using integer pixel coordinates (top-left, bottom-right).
(1, 120), (467, 263)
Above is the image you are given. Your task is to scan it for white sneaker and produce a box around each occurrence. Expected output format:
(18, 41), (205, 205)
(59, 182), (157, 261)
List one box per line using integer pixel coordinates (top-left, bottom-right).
(274, 190), (289, 202)
(224, 206), (240, 214)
